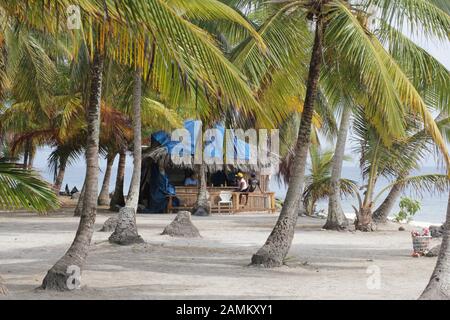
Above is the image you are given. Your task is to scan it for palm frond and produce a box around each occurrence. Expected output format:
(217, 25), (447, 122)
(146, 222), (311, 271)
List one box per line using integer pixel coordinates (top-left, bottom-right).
(0, 163), (59, 213)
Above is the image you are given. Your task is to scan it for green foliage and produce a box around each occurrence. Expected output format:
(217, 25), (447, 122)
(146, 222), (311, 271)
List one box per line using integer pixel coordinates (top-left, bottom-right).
(394, 196), (421, 223)
(0, 163), (60, 213)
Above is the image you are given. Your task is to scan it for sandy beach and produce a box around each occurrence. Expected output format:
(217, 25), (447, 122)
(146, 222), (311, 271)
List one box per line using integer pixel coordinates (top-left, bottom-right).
(0, 207), (441, 300)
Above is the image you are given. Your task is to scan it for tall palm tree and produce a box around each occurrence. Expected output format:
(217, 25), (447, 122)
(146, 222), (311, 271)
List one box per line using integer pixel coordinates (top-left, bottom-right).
(109, 69), (144, 244)
(302, 145), (356, 216)
(352, 109), (449, 231)
(232, 0), (450, 267)
(373, 115), (450, 223)
(40, 48), (104, 290)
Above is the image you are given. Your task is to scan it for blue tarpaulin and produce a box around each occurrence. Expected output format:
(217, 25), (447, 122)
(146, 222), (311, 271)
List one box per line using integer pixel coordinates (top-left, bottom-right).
(145, 163), (179, 213)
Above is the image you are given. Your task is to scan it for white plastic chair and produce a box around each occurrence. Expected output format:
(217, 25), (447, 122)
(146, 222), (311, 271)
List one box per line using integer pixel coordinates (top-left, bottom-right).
(218, 191), (233, 214)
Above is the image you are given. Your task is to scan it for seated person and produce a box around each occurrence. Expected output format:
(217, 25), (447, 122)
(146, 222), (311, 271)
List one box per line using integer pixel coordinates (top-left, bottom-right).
(184, 172), (198, 186)
(248, 173), (261, 192)
(235, 172), (248, 192)
(235, 172), (249, 205)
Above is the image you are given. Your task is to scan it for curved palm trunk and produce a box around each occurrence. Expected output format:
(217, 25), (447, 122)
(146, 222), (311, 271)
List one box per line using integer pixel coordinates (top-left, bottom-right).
(109, 69), (144, 245)
(251, 17), (325, 267)
(373, 179), (403, 223)
(419, 192), (450, 299)
(74, 181), (86, 217)
(53, 156), (67, 194)
(192, 162), (210, 216)
(41, 50), (103, 291)
(98, 153), (115, 205)
(324, 105), (351, 230)
(109, 148), (126, 211)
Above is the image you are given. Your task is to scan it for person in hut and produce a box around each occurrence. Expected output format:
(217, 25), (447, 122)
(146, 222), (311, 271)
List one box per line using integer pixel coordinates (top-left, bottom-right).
(235, 172), (249, 205)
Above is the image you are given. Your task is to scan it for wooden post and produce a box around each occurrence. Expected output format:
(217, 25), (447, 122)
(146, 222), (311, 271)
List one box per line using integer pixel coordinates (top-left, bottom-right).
(270, 193), (276, 213)
(232, 192), (239, 213)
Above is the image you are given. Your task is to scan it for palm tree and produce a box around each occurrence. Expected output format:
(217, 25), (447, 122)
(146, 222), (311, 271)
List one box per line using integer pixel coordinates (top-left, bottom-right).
(40, 48), (104, 290)
(373, 115), (450, 223)
(324, 104), (352, 230)
(97, 151), (116, 205)
(352, 107), (449, 230)
(233, 0), (450, 267)
(302, 145), (356, 216)
(109, 69), (144, 244)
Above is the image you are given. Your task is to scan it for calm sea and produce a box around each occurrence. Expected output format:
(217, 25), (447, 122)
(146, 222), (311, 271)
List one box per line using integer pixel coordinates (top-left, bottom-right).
(33, 147), (447, 224)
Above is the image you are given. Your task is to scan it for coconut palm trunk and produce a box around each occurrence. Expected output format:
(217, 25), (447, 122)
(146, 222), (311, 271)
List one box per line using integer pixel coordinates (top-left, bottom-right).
(109, 148), (126, 211)
(372, 178), (403, 223)
(109, 69), (144, 245)
(419, 191), (450, 299)
(251, 16), (325, 267)
(324, 105), (351, 230)
(98, 153), (115, 205)
(53, 156), (67, 194)
(40, 50), (104, 291)
(192, 162), (210, 216)
(74, 181), (86, 217)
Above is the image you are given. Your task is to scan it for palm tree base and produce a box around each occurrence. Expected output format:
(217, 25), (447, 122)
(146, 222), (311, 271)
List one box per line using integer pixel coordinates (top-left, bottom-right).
(250, 249), (283, 268)
(108, 207), (144, 245)
(40, 262), (75, 291)
(323, 220), (348, 231)
(109, 233), (144, 245)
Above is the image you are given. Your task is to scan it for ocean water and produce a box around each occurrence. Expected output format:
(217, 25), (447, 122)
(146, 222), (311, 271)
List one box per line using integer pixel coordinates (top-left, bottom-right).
(33, 147), (447, 224)
(269, 167), (448, 225)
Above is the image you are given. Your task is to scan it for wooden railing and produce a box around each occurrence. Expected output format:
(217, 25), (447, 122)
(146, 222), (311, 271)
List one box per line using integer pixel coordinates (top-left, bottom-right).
(166, 186), (276, 214)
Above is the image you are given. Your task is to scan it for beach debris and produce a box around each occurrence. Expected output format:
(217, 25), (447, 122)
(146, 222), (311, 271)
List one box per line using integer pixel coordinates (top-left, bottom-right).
(99, 217), (119, 232)
(398, 226), (405, 231)
(429, 225), (444, 238)
(162, 211), (201, 238)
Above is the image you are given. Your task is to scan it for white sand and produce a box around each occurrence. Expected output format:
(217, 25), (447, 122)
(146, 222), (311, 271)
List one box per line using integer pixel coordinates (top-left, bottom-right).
(0, 209), (441, 300)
